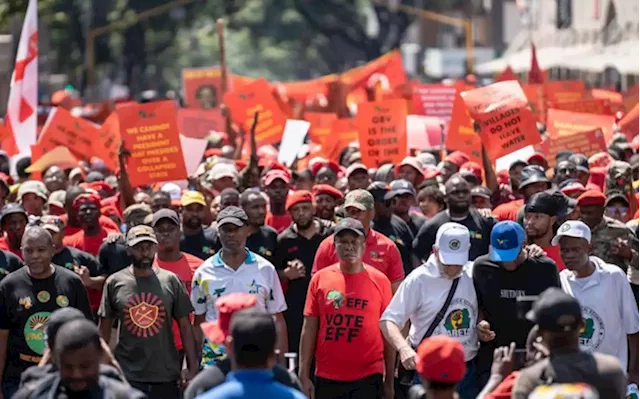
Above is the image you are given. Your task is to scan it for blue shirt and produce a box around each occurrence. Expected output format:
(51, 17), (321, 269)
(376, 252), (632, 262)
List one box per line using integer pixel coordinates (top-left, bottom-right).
(196, 369), (306, 399)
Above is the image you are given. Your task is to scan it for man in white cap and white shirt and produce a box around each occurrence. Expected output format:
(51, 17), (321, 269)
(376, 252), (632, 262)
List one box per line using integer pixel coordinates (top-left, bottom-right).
(554, 220), (639, 385)
(380, 222), (494, 399)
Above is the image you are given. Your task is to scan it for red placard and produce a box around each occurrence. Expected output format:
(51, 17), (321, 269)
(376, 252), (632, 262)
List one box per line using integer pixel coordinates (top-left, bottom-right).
(176, 108), (224, 139)
(356, 99), (408, 168)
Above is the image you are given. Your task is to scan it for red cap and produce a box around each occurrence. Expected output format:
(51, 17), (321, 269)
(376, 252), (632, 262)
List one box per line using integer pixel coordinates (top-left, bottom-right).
(313, 184), (344, 200)
(577, 190), (606, 207)
(395, 157), (425, 178)
(264, 170), (291, 186)
(460, 161), (482, 180)
(204, 148), (222, 159)
(200, 293), (257, 344)
(72, 193), (102, 210)
(444, 151), (470, 168)
(285, 190), (314, 211)
(416, 336), (466, 383)
(587, 167), (607, 192)
(311, 160), (340, 177)
(560, 181), (587, 196)
(527, 152), (546, 165)
(87, 181), (113, 195)
(496, 170), (510, 186)
(423, 165), (441, 181)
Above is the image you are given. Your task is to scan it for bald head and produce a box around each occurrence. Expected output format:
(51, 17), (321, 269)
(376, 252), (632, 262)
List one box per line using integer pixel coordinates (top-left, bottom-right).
(22, 226), (53, 247)
(444, 173), (470, 195)
(444, 173), (471, 216)
(22, 226), (55, 276)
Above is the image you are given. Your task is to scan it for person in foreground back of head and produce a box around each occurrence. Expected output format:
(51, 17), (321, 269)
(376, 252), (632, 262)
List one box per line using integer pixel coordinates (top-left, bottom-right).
(407, 335), (467, 399)
(13, 319), (145, 399)
(511, 287), (627, 398)
(184, 293), (301, 399)
(196, 309), (306, 399)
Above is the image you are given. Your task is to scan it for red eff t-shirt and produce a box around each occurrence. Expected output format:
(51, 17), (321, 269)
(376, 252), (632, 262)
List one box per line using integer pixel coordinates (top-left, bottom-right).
(543, 245), (566, 271)
(155, 253), (202, 350)
(304, 264), (392, 381)
(312, 230), (405, 283)
(0, 235), (22, 259)
(61, 214), (120, 237)
(265, 212), (293, 234)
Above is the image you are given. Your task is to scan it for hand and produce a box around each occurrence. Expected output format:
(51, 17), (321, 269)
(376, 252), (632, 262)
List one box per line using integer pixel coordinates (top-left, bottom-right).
(104, 232), (123, 245)
(477, 320), (496, 342)
(611, 238), (633, 260)
(78, 266), (92, 286)
(399, 346), (417, 370)
(490, 342), (516, 380)
(299, 374), (315, 399)
(524, 244), (546, 259)
(118, 142), (131, 161)
(284, 260), (306, 280)
(383, 377), (394, 399)
(181, 368), (198, 385)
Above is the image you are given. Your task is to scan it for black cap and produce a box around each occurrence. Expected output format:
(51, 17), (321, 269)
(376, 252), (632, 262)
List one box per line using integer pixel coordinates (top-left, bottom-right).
(605, 190), (629, 206)
(519, 165), (551, 191)
(152, 209), (180, 227)
(385, 179), (416, 201)
(334, 218), (365, 237)
(509, 160), (528, 171)
(217, 206), (248, 227)
(526, 288), (582, 332)
(0, 203), (28, 225)
(471, 186), (492, 199)
(525, 192), (557, 216)
(367, 181), (390, 202)
(550, 190), (577, 218)
(45, 307), (86, 348)
(231, 309), (277, 359)
(569, 154), (589, 173)
(555, 151), (574, 164)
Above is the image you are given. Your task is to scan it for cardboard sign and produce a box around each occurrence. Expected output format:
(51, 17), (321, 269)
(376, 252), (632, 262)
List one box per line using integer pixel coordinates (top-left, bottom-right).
(411, 83), (457, 127)
(461, 81), (541, 161)
(618, 103), (639, 141)
(117, 101), (188, 187)
(547, 128), (607, 168)
(304, 112), (338, 146)
(176, 108), (224, 139)
(356, 99), (407, 168)
(26, 146), (78, 173)
(622, 84), (639, 112)
(179, 135), (208, 176)
(38, 107), (98, 160)
(520, 84), (545, 123)
(547, 98), (614, 115)
(446, 91), (476, 153)
(546, 109), (615, 142)
(93, 113), (120, 171)
(223, 78), (287, 147)
(321, 118), (359, 162)
(544, 80), (586, 104)
(182, 66), (226, 109)
(278, 120), (311, 167)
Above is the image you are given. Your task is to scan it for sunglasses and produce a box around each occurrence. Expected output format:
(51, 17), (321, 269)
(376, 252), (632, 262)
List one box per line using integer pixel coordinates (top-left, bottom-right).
(605, 206), (628, 216)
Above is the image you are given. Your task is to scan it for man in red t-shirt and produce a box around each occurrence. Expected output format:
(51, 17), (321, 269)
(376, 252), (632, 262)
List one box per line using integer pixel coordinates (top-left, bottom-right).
(299, 218), (393, 399)
(61, 186), (120, 237)
(493, 166), (551, 222)
(313, 189), (404, 292)
(152, 208), (202, 364)
(264, 170), (292, 234)
(0, 203), (28, 259)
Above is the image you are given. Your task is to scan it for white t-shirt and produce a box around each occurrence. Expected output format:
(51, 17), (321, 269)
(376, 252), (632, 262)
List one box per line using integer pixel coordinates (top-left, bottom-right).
(381, 254), (478, 361)
(560, 256), (639, 370)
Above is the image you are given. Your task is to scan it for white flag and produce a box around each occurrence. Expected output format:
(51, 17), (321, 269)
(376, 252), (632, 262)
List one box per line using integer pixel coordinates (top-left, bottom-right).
(5, 0), (38, 155)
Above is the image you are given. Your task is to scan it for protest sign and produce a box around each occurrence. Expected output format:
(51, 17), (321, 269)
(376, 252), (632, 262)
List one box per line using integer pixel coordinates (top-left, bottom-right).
(304, 112), (337, 146)
(547, 128), (607, 168)
(496, 66), (518, 82)
(544, 80), (585, 104)
(179, 135), (208, 176)
(176, 108), (224, 139)
(445, 91), (476, 153)
(622, 84), (639, 112)
(278, 120), (311, 167)
(26, 146), (78, 173)
(496, 145), (536, 172)
(411, 83), (457, 126)
(38, 107), (98, 159)
(547, 98), (614, 115)
(461, 81), (541, 161)
(520, 84), (545, 123)
(223, 78), (287, 147)
(546, 109), (615, 142)
(321, 118), (359, 162)
(356, 99), (407, 168)
(618, 103), (639, 141)
(117, 101), (187, 187)
(406, 115), (442, 151)
(93, 113), (120, 171)
(182, 66), (226, 109)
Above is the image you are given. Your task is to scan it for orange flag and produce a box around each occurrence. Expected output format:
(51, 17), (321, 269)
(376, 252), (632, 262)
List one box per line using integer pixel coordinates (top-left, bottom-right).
(356, 99), (408, 168)
(304, 112), (338, 147)
(497, 66), (518, 82)
(528, 43), (545, 84)
(38, 107), (99, 160)
(94, 113), (121, 171)
(618, 103), (639, 141)
(446, 90), (482, 164)
(320, 118), (359, 162)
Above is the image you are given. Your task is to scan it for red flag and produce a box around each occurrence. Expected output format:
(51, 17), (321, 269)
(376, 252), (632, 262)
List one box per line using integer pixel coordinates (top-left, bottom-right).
(496, 66), (518, 82)
(4, 0), (38, 156)
(527, 43), (544, 84)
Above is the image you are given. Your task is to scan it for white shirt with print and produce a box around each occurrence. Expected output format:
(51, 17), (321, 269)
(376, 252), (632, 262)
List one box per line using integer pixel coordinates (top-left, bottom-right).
(560, 256), (639, 370)
(191, 250), (287, 321)
(381, 254), (478, 361)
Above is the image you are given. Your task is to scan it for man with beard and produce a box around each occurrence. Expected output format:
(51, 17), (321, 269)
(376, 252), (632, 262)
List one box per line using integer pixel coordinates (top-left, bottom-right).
(0, 227), (92, 398)
(60, 187), (119, 238)
(42, 166), (68, 193)
(492, 160), (526, 208)
(264, 170), (293, 234)
(191, 207), (287, 368)
(98, 225), (199, 398)
(554, 160), (578, 185)
(346, 163), (371, 191)
(395, 157), (426, 189)
(312, 184), (343, 222)
(275, 190), (334, 353)
(63, 194), (109, 257)
(180, 191), (220, 260)
(388, 179), (427, 236)
(299, 218), (394, 399)
(312, 161), (340, 186)
(0, 203), (29, 259)
(414, 174), (495, 262)
(493, 165), (551, 222)
(18, 181), (48, 217)
(241, 189), (277, 264)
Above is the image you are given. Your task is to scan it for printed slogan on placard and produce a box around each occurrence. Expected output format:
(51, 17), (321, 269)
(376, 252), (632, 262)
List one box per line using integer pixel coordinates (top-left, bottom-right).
(356, 99), (407, 168)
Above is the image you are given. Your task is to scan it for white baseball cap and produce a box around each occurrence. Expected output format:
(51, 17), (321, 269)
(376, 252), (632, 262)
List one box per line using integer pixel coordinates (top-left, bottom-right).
(435, 222), (471, 266)
(551, 220), (592, 245)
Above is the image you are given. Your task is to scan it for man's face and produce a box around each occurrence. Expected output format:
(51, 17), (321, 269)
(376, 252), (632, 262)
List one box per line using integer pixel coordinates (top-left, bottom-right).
(559, 236), (590, 271)
(128, 241), (157, 269)
(265, 179), (289, 204)
(524, 212), (554, 240)
(134, 192), (152, 205)
(392, 194), (413, 215)
(471, 196), (492, 210)
(433, 248), (463, 279)
(218, 223), (248, 252)
(43, 167), (67, 192)
(315, 167), (337, 186)
(243, 194), (267, 227)
(182, 203), (204, 229)
(579, 205), (604, 228)
(22, 234), (54, 275)
(22, 193), (44, 216)
(345, 206), (372, 226)
(154, 219), (181, 252)
(78, 203), (100, 227)
(419, 198), (442, 218)
(445, 178), (471, 214)
(334, 231), (365, 263)
(576, 170), (589, 186)
(151, 195), (171, 213)
(289, 202), (314, 230)
(398, 165), (419, 185)
(314, 194), (336, 220)
(555, 161), (577, 184)
(220, 193), (240, 209)
(58, 345), (101, 393)
(197, 87), (217, 109)
(2, 214), (27, 242)
(522, 182), (549, 200)
(509, 165), (525, 190)
(347, 170), (370, 191)
(605, 199), (630, 223)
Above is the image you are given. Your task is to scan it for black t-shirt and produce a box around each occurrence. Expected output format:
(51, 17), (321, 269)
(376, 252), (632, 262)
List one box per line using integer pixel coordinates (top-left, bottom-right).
(53, 247), (104, 277)
(275, 219), (333, 352)
(246, 225), (278, 265)
(0, 267), (92, 378)
(406, 213), (428, 237)
(473, 254), (561, 349)
(413, 209), (495, 262)
(180, 226), (220, 260)
(372, 215), (415, 276)
(183, 358), (301, 399)
(98, 240), (131, 276)
(0, 249), (24, 280)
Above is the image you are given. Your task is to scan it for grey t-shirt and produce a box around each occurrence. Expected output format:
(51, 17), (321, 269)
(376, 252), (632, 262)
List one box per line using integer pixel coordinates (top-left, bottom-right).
(98, 267), (193, 383)
(512, 350), (627, 399)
